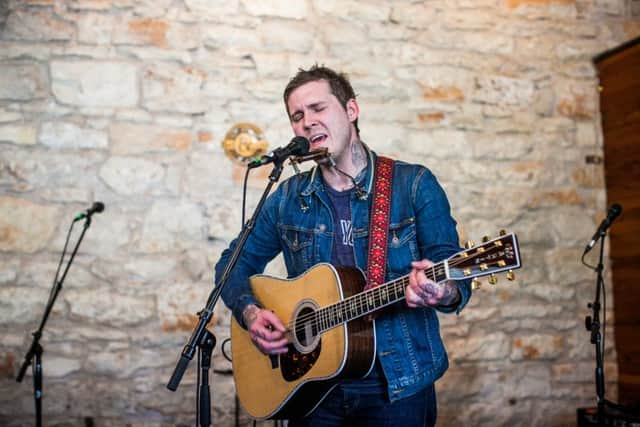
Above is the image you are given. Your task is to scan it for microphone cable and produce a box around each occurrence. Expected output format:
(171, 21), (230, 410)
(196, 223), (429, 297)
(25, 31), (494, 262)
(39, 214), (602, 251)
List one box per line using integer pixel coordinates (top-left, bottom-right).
(328, 159), (368, 200)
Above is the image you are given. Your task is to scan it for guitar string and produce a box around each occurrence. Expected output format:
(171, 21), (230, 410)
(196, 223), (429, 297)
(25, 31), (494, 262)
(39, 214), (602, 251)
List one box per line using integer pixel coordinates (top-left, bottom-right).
(289, 241), (512, 333)
(230, 240), (515, 361)
(288, 240), (513, 334)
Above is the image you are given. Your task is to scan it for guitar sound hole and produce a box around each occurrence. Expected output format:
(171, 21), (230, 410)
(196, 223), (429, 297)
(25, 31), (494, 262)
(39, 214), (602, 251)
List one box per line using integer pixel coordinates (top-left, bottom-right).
(280, 341), (321, 382)
(280, 305), (321, 382)
(293, 306), (319, 347)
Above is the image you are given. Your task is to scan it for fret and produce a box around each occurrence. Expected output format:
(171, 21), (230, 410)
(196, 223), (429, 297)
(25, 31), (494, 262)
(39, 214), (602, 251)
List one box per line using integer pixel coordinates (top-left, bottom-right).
(323, 309), (327, 331)
(313, 312), (319, 333)
(435, 262), (446, 282)
(318, 274), (418, 333)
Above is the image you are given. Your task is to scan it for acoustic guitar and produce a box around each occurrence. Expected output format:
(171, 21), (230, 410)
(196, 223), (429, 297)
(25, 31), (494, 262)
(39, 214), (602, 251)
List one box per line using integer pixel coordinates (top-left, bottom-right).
(230, 232), (521, 420)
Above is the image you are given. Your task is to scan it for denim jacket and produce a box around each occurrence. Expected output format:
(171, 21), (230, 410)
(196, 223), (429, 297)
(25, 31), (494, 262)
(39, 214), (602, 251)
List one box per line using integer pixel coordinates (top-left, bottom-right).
(216, 147), (472, 401)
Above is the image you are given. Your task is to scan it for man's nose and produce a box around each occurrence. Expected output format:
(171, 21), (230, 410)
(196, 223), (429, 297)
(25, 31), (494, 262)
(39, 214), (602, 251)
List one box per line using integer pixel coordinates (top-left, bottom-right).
(303, 113), (316, 130)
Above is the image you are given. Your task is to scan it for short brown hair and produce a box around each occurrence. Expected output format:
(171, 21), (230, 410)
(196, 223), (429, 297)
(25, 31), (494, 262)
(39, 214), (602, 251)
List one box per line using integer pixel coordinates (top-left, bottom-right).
(283, 65), (359, 135)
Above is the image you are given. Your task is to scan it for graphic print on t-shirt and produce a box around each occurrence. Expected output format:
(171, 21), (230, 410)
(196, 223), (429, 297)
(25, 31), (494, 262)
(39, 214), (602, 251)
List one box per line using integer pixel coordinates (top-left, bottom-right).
(340, 219), (353, 246)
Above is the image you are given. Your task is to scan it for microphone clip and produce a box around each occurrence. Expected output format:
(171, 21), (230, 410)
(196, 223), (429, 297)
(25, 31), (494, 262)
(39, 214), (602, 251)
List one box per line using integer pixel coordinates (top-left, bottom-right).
(74, 202), (105, 222)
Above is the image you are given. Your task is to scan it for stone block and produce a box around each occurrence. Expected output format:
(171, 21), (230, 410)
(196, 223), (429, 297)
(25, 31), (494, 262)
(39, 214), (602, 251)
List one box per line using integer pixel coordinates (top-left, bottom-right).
(324, 21), (369, 45)
(45, 357), (82, 378)
(0, 286), (50, 324)
(242, 0), (308, 18)
(137, 199), (205, 253)
(39, 121), (108, 149)
(0, 124), (37, 145)
(202, 24), (261, 50)
(389, 3), (438, 28)
(259, 21), (314, 53)
(511, 333), (564, 360)
(553, 79), (598, 120)
(406, 129), (471, 159)
(501, 301), (564, 319)
(157, 281), (211, 333)
(1, 147), (105, 194)
(473, 75), (536, 107)
(109, 122), (192, 154)
(99, 156), (165, 196)
(51, 60), (138, 107)
(112, 17), (199, 49)
(77, 12), (114, 44)
(184, 0), (240, 16)
(67, 0), (116, 11)
(3, 9), (74, 41)
(123, 256), (177, 281)
(503, 0), (578, 19)
(71, 212), (131, 256)
(448, 332), (511, 361)
(142, 63), (208, 114)
(0, 197), (59, 253)
(0, 63), (47, 101)
(65, 288), (156, 326)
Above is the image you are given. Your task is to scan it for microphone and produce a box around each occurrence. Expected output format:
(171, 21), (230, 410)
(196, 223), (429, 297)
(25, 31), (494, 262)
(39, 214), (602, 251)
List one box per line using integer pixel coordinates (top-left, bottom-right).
(248, 136), (310, 169)
(583, 203), (622, 255)
(74, 202), (105, 221)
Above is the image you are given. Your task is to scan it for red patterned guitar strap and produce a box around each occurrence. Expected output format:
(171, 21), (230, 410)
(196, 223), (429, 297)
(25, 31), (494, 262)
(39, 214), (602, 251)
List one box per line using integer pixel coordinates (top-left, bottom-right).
(364, 156), (394, 304)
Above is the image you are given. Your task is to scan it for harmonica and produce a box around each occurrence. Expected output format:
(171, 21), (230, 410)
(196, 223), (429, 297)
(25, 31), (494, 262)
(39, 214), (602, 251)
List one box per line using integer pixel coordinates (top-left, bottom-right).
(290, 148), (331, 164)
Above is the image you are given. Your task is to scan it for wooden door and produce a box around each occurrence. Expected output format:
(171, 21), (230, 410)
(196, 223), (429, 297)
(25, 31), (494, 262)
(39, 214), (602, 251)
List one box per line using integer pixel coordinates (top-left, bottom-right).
(594, 36), (640, 406)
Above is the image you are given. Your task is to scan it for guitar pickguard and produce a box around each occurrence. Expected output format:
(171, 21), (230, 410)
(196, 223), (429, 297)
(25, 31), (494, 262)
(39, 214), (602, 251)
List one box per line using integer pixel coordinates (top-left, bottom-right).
(280, 341), (321, 382)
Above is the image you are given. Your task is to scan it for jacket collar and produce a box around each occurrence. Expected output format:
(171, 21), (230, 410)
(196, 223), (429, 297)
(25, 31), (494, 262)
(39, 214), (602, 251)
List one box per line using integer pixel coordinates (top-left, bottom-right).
(300, 142), (376, 198)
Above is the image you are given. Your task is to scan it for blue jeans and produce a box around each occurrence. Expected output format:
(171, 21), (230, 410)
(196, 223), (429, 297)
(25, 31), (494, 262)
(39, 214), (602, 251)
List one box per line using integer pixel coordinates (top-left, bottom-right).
(288, 384), (437, 427)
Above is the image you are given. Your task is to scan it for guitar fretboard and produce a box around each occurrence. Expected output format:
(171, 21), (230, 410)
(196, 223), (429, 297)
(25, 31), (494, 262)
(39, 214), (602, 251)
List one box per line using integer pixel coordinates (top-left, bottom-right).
(314, 262), (447, 332)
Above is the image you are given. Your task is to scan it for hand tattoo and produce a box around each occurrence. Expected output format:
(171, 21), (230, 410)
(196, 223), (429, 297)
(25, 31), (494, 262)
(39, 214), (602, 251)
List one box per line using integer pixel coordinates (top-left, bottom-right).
(242, 305), (259, 329)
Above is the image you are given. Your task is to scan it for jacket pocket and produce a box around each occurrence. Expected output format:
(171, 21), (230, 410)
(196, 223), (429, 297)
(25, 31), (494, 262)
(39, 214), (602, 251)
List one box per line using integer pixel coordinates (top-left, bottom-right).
(386, 217), (419, 276)
(280, 225), (314, 276)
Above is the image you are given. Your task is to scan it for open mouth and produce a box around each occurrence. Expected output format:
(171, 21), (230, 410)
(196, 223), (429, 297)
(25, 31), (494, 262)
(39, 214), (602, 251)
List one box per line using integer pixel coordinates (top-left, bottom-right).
(310, 134), (328, 145)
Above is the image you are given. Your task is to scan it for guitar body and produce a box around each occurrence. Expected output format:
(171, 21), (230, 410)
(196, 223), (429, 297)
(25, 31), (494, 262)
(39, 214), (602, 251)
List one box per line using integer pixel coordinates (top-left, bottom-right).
(231, 264), (376, 420)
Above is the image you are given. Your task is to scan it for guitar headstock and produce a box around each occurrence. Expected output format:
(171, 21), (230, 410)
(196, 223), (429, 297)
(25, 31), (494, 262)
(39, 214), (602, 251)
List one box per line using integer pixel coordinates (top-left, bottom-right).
(447, 231), (521, 288)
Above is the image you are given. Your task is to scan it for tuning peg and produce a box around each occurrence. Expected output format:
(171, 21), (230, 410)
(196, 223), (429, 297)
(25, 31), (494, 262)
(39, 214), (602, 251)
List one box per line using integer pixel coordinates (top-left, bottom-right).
(499, 229), (506, 236)
(488, 274), (498, 285)
(482, 236), (490, 243)
(471, 278), (481, 290)
(507, 270), (515, 281)
(465, 240), (475, 249)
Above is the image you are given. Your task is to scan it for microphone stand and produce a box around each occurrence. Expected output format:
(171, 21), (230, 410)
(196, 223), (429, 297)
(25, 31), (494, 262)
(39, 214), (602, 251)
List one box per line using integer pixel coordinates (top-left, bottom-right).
(167, 158), (288, 426)
(16, 214), (95, 427)
(583, 228), (608, 425)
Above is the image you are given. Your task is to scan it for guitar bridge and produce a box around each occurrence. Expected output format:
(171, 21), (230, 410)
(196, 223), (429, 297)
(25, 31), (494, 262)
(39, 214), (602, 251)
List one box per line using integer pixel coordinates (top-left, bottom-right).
(269, 354), (279, 369)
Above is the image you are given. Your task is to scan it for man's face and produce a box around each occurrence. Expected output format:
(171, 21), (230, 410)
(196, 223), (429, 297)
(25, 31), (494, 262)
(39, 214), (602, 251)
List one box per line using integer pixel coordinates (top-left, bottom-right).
(286, 80), (359, 159)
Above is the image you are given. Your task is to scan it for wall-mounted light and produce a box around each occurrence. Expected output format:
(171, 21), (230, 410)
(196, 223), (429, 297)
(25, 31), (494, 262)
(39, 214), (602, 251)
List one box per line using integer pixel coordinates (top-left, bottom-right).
(221, 123), (269, 165)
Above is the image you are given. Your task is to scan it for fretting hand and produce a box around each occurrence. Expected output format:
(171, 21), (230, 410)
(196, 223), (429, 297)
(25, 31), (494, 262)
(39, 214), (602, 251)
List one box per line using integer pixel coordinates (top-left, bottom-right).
(406, 259), (460, 308)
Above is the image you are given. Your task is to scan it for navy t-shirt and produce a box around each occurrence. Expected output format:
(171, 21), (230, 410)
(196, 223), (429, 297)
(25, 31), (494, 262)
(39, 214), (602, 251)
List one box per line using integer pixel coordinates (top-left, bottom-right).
(324, 184), (386, 393)
(325, 185), (356, 268)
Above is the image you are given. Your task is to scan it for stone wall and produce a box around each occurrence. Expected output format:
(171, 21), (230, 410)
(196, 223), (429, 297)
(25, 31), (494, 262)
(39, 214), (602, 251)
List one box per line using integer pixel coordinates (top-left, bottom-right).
(1, 1), (639, 426)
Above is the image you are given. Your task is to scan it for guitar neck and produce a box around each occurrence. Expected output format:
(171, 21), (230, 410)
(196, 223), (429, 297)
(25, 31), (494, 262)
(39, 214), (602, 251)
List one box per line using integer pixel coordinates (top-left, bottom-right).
(313, 232), (521, 334)
(315, 262), (447, 333)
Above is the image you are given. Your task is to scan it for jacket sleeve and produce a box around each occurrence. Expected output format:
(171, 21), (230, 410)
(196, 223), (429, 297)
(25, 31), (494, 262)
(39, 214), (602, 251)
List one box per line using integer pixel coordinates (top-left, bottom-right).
(215, 184), (284, 326)
(412, 167), (472, 314)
